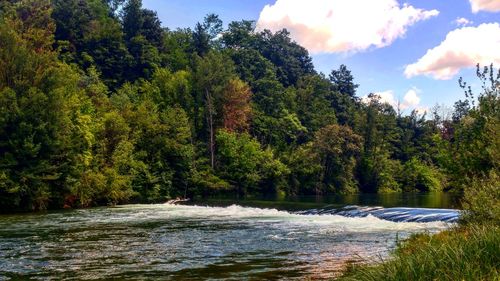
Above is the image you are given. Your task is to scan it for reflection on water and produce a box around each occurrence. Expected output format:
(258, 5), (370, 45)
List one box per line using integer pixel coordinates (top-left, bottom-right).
(200, 192), (462, 211)
(0, 198), (457, 281)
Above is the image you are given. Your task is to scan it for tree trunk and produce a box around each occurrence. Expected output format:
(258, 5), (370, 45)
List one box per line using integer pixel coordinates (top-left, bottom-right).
(316, 157), (327, 196)
(205, 89), (215, 169)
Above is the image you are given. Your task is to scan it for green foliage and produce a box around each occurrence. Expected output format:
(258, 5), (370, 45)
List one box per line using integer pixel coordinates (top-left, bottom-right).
(340, 225), (500, 281)
(162, 28), (192, 71)
(296, 75), (337, 138)
(249, 74), (306, 148)
(282, 143), (321, 196)
(357, 94), (400, 193)
(192, 14), (222, 56)
(372, 157), (403, 193)
(215, 130), (288, 195)
(193, 50), (236, 168)
(442, 64), (499, 189)
(120, 2), (164, 80)
(0, 1), (56, 92)
(229, 49), (277, 87)
(395, 110), (438, 163)
(0, 3), (96, 210)
(52, 0), (131, 88)
(124, 97), (194, 202)
(193, 51), (236, 129)
(401, 158), (444, 192)
(314, 124), (363, 194)
(150, 68), (193, 112)
(127, 34), (161, 80)
(341, 67), (500, 281)
(1, 1), (496, 212)
(256, 29), (315, 87)
(222, 20), (255, 49)
(329, 64), (359, 98)
(461, 171), (500, 225)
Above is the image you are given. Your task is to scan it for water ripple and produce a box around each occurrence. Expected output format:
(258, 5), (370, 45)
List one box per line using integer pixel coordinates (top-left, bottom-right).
(0, 204), (456, 280)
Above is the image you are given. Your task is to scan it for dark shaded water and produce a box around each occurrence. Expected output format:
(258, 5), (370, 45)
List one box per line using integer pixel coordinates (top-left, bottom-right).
(199, 192), (461, 211)
(0, 194), (460, 280)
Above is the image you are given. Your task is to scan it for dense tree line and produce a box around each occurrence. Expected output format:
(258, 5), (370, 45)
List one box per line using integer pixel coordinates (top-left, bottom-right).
(0, 0), (498, 211)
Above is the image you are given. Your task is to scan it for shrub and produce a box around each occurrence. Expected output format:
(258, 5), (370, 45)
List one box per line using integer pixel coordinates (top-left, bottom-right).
(401, 158), (445, 192)
(461, 170), (500, 225)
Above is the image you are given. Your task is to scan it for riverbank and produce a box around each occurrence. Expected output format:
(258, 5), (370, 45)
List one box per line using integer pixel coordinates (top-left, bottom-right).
(338, 224), (500, 281)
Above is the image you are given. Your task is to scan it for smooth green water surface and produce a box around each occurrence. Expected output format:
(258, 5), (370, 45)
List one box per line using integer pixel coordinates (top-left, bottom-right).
(0, 193), (459, 280)
(198, 192), (461, 211)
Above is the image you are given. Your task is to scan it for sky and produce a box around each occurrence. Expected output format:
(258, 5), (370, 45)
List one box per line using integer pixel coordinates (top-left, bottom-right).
(143, 0), (500, 114)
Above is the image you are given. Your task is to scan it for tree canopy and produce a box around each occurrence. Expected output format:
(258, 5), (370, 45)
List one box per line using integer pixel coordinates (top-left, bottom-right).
(0, 0), (498, 212)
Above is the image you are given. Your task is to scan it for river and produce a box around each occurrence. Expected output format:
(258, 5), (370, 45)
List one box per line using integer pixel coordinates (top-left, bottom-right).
(0, 193), (460, 280)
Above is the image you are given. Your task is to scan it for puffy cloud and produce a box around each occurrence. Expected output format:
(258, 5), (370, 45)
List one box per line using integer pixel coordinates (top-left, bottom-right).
(403, 88), (421, 107)
(405, 23), (500, 80)
(362, 87), (422, 112)
(455, 17), (472, 27)
(256, 0), (439, 54)
(362, 90), (398, 107)
(469, 0), (500, 13)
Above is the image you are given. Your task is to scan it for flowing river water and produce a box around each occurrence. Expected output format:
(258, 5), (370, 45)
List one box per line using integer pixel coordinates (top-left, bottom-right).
(0, 194), (460, 280)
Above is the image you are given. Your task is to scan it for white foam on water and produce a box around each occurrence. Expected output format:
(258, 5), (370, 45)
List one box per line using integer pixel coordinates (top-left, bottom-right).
(114, 204), (452, 233)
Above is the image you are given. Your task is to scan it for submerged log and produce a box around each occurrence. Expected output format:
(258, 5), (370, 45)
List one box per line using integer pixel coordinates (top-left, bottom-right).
(165, 197), (190, 205)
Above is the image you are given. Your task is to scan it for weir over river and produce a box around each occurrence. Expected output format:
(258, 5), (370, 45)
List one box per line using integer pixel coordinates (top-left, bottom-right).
(0, 195), (460, 280)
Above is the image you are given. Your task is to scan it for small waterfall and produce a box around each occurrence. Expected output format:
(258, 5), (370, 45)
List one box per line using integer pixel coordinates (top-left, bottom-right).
(296, 205), (460, 223)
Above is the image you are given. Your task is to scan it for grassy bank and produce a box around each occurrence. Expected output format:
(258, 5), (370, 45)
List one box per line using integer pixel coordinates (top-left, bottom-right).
(339, 224), (500, 281)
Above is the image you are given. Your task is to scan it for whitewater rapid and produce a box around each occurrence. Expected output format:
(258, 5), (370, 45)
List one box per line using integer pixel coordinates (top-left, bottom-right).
(117, 203), (454, 232)
(0, 203), (457, 280)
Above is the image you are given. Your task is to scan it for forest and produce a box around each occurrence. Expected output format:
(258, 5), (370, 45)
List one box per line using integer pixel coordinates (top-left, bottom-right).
(0, 0), (498, 212)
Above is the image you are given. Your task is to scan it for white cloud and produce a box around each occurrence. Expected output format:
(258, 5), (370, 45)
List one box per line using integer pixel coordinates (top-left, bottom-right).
(455, 17), (472, 27)
(362, 87), (422, 112)
(469, 0), (500, 13)
(403, 88), (421, 107)
(414, 106), (429, 115)
(362, 90), (398, 107)
(405, 23), (500, 80)
(256, 0), (439, 54)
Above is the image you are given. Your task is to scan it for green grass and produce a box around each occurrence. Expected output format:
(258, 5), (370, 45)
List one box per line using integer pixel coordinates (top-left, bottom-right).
(339, 224), (500, 281)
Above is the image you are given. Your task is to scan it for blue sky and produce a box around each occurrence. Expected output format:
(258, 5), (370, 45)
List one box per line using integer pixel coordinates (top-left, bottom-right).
(143, 0), (500, 113)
